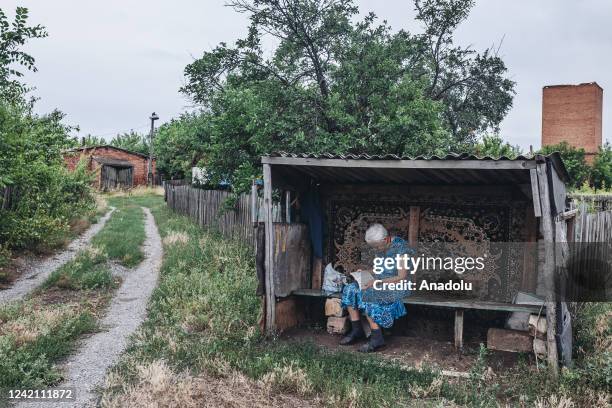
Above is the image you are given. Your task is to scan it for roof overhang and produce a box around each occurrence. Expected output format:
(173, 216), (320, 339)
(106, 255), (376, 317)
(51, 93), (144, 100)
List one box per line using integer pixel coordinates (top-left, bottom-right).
(261, 152), (570, 187)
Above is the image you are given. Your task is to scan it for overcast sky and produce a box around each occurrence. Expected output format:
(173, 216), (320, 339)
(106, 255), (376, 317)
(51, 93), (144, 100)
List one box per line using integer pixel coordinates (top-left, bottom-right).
(5, 0), (612, 149)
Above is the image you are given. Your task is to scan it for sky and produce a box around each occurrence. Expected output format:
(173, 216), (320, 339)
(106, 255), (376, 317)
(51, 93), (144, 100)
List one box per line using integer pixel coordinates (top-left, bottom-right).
(5, 0), (612, 149)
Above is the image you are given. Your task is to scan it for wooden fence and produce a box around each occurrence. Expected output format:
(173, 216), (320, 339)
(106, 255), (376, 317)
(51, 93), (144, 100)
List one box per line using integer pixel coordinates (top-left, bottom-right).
(163, 182), (280, 247)
(570, 193), (612, 212)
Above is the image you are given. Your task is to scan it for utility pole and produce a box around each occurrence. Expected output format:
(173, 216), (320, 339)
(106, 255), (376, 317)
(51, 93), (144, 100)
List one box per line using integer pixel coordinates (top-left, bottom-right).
(148, 112), (159, 186)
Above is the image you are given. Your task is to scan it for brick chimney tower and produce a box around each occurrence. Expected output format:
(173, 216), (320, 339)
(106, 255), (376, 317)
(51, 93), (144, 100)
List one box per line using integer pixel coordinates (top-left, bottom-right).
(542, 82), (603, 163)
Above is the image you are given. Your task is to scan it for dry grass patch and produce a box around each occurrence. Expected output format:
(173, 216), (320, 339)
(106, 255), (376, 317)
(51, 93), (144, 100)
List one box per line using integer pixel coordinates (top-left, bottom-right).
(109, 186), (164, 198)
(163, 231), (189, 246)
(101, 360), (322, 408)
(260, 362), (314, 396)
(96, 194), (109, 214)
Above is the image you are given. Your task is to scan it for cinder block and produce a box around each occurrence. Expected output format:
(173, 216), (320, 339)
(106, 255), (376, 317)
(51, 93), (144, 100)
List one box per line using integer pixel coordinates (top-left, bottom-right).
(327, 316), (349, 335)
(487, 328), (533, 353)
(324, 298), (345, 317)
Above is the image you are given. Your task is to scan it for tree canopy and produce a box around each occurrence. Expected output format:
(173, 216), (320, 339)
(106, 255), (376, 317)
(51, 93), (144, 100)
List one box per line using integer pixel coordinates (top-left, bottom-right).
(0, 7), (47, 103)
(178, 0), (515, 191)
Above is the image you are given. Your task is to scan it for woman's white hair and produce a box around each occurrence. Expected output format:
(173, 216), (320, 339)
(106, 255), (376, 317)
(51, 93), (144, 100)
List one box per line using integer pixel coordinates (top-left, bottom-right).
(365, 223), (388, 244)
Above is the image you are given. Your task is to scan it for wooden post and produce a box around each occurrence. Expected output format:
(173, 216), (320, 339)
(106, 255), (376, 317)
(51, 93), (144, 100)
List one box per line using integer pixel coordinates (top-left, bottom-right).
(285, 190), (291, 223)
(454, 309), (464, 350)
(536, 162), (559, 377)
(409, 206), (420, 246)
(530, 169), (542, 218)
(251, 180), (258, 227)
(263, 164), (276, 333)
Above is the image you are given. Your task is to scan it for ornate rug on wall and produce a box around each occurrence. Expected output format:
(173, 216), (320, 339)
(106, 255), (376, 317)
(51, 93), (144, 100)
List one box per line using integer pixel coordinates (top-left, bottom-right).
(325, 194), (528, 302)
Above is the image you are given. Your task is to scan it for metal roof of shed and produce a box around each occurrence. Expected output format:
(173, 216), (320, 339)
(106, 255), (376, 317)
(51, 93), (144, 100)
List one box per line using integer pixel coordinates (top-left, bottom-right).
(262, 152), (570, 186)
(92, 156), (134, 167)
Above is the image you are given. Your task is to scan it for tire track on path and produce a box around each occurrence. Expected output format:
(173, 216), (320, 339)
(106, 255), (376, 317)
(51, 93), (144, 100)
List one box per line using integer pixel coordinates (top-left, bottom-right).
(0, 207), (116, 304)
(18, 207), (162, 407)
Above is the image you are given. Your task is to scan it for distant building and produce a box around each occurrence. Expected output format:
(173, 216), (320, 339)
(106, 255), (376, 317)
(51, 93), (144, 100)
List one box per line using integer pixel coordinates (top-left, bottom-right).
(63, 145), (156, 190)
(542, 82), (603, 163)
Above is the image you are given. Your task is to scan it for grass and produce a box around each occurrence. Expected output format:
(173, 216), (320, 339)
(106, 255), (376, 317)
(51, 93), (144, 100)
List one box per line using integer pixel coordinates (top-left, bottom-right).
(43, 246), (115, 291)
(92, 199), (145, 267)
(0, 298), (98, 389)
(101, 193), (612, 407)
(99, 195), (459, 407)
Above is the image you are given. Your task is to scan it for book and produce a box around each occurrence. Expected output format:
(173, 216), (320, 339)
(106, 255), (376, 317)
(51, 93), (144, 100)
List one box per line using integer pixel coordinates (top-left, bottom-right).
(350, 270), (375, 290)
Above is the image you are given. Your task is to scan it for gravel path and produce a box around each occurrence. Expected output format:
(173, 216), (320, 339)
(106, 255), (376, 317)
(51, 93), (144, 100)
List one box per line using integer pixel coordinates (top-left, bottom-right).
(18, 207), (163, 408)
(0, 208), (116, 304)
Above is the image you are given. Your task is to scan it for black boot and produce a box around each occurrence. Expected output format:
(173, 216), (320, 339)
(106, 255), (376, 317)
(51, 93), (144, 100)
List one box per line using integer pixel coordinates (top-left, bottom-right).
(359, 328), (385, 352)
(339, 319), (365, 345)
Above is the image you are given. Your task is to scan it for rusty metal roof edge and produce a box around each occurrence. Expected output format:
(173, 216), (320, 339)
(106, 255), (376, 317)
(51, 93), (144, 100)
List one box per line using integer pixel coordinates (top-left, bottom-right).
(63, 145), (153, 159)
(263, 151), (571, 183)
(265, 151), (536, 161)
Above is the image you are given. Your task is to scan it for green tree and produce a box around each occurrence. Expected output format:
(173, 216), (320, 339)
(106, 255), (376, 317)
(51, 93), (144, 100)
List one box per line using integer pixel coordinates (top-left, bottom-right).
(0, 7), (94, 268)
(110, 130), (149, 155)
(473, 134), (522, 159)
(591, 143), (612, 191)
(179, 0), (514, 192)
(78, 134), (106, 147)
(153, 112), (212, 179)
(0, 7), (47, 102)
(539, 142), (590, 189)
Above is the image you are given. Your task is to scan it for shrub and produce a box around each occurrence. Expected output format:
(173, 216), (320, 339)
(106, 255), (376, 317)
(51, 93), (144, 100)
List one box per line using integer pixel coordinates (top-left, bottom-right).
(539, 142), (590, 189)
(591, 143), (612, 191)
(0, 100), (95, 253)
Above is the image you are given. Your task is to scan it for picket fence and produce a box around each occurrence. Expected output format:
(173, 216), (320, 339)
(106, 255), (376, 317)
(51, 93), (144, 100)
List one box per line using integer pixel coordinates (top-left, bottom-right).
(163, 182), (280, 247)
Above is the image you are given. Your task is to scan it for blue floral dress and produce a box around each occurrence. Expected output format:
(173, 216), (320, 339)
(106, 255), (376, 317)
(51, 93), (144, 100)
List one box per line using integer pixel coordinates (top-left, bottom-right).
(341, 236), (414, 328)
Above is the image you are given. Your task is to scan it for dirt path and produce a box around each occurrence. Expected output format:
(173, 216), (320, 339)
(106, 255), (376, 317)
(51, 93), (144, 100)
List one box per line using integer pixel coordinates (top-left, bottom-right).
(18, 207), (163, 408)
(0, 208), (116, 304)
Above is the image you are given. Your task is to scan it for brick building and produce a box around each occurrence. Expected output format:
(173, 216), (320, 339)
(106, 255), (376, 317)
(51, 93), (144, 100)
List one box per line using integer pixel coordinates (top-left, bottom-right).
(63, 145), (156, 190)
(542, 82), (603, 163)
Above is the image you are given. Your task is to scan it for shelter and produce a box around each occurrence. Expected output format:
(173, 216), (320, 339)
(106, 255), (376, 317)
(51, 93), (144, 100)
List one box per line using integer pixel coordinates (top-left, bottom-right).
(259, 152), (574, 372)
(63, 145), (156, 190)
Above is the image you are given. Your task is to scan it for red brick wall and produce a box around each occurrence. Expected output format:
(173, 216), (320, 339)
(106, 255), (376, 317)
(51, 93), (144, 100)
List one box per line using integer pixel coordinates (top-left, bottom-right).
(542, 82), (603, 163)
(63, 146), (156, 187)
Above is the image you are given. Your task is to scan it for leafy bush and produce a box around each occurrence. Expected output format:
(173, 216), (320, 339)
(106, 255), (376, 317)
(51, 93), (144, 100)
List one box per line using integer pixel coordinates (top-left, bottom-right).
(540, 142), (591, 188)
(0, 100), (95, 252)
(591, 143), (612, 191)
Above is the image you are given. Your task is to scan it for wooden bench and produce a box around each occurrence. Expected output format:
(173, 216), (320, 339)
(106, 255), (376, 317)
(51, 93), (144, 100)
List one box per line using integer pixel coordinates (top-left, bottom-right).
(292, 289), (545, 349)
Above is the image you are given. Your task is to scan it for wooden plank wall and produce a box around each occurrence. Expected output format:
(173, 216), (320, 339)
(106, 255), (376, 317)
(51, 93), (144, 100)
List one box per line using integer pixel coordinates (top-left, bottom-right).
(164, 183), (281, 247)
(569, 201), (612, 301)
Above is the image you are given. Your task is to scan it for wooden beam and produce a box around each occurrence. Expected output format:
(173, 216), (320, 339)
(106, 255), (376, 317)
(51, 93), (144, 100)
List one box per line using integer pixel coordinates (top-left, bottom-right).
(285, 190), (291, 223)
(536, 162), (559, 377)
(521, 206), (538, 293)
(530, 169), (542, 217)
(291, 289), (546, 314)
(454, 310), (464, 350)
(261, 156), (537, 171)
(557, 208), (578, 221)
(409, 206), (420, 246)
(263, 163), (276, 333)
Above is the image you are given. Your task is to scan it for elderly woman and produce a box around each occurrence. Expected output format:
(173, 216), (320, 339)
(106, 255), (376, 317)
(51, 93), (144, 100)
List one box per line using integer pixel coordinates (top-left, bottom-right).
(340, 223), (413, 352)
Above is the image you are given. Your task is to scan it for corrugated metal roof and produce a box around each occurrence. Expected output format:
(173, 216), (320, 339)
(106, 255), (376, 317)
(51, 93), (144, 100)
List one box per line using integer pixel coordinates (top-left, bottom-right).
(269, 151), (534, 161)
(262, 151), (570, 186)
